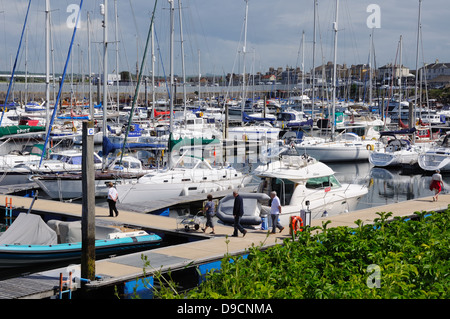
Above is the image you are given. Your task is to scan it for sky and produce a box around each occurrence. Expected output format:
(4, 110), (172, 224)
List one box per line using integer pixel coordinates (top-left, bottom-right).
(0, 0), (449, 79)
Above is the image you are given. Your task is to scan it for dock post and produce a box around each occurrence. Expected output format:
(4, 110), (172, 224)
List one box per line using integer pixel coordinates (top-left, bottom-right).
(81, 121), (96, 283)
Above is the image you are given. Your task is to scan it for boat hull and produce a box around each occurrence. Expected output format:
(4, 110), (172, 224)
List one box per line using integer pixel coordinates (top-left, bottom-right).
(298, 144), (372, 162)
(418, 149), (450, 172)
(0, 234), (162, 268)
(117, 175), (251, 204)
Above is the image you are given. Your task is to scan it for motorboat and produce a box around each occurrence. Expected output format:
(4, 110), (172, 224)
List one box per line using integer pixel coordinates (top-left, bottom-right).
(0, 213), (162, 268)
(115, 154), (252, 205)
(295, 132), (383, 162)
(418, 133), (450, 172)
(248, 152), (368, 225)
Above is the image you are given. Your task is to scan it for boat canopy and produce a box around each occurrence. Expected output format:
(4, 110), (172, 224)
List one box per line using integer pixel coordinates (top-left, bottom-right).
(0, 213), (57, 246)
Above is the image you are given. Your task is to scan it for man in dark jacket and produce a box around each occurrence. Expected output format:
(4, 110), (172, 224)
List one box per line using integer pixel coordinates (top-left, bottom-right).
(232, 190), (247, 237)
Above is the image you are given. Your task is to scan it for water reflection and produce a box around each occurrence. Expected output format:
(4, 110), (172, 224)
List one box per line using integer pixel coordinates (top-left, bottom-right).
(328, 162), (449, 210)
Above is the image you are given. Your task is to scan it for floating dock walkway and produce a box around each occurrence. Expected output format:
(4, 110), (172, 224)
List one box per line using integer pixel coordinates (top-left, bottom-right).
(0, 193), (448, 299)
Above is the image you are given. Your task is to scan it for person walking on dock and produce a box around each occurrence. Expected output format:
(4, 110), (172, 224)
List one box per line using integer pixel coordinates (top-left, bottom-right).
(107, 182), (119, 217)
(269, 191), (284, 234)
(202, 194), (216, 234)
(232, 190), (247, 237)
(430, 169), (444, 202)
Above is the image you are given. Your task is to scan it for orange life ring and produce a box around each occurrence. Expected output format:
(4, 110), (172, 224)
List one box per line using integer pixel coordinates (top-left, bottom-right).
(290, 216), (304, 234)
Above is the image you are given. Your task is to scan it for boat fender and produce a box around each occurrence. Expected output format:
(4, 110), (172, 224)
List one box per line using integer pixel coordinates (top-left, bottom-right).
(290, 216), (303, 235)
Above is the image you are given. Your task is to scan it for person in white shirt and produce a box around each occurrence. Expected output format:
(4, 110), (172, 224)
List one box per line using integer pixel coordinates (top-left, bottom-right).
(107, 182), (119, 217)
(269, 191), (284, 234)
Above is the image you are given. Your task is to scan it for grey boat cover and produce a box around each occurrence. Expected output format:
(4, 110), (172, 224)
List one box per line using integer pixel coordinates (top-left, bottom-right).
(47, 220), (121, 243)
(216, 193), (270, 225)
(0, 213), (57, 245)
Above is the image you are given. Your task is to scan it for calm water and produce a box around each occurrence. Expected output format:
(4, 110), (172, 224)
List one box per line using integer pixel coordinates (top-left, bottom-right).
(0, 137), (447, 212)
(327, 162), (448, 210)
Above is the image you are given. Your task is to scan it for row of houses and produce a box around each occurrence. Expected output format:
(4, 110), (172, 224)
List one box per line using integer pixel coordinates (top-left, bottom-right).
(221, 60), (450, 88)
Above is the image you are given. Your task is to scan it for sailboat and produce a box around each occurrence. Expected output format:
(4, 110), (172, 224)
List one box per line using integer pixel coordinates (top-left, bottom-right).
(226, 0), (281, 143)
(0, 0), (46, 139)
(294, 1), (382, 162)
(369, 130), (425, 167)
(418, 132), (450, 172)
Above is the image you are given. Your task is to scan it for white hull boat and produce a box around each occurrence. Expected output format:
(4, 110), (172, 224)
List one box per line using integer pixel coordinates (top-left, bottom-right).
(418, 133), (450, 172)
(247, 154), (368, 226)
(369, 138), (427, 167)
(296, 133), (382, 162)
(116, 156), (252, 205)
(228, 122), (280, 142)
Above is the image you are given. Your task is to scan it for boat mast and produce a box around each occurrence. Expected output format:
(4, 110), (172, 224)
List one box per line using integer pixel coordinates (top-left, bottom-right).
(311, 0), (317, 134)
(178, 0), (187, 115)
(101, 0), (108, 170)
(115, 0), (120, 119)
(45, 0), (51, 133)
(0, 0), (32, 126)
(241, 0), (249, 124)
(331, 0), (339, 140)
(398, 35), (403, 122)
(169, 0), (174, 133)
(301, 30), (305, 114)
(414, 0), (422, 143)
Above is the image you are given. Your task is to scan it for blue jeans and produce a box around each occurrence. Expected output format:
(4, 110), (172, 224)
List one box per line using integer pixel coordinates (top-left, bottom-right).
(271, 214), (283, 233)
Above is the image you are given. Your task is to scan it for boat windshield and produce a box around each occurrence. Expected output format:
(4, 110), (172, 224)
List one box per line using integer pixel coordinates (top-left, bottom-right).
(305, 175), (341, 189)
(271, 178), (296, 206)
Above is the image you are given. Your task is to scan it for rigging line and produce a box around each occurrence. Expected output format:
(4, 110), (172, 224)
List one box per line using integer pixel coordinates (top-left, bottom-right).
(0, 0), (31, 125)
(154, 27), (170, 99)
(39, 0), (84, 167)
(119, 0), (159, 165)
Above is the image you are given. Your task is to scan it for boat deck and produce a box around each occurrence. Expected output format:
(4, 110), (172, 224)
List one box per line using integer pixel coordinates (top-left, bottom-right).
(0, 193), (448, 299)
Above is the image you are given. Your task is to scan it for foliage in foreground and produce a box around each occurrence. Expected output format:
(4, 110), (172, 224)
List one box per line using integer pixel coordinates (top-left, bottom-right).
(151, 210), (449, 299)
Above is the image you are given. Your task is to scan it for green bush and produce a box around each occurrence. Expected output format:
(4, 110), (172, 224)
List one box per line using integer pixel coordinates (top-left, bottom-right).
(154, 210), (449, 299)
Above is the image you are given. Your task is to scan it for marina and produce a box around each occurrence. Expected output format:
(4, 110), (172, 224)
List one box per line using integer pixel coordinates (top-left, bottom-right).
(0, 0), (448, 300)
(0, 191), (448, 299)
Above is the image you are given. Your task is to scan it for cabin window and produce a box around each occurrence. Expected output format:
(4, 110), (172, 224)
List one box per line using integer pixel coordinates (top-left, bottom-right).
(306, 175), (341, 189)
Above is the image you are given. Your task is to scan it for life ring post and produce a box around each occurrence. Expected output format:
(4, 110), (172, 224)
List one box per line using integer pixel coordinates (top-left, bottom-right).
(289, 215), (304, 236)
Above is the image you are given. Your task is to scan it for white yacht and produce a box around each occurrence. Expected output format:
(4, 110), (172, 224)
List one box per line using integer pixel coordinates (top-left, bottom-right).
(369, 133), (429, 168)
(418, 133), (450, 172)
(115, 154), (252, 205)
(249, 153), (368, 224)
(228, 122), (280, 142)
(295, 132), (383, 162)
